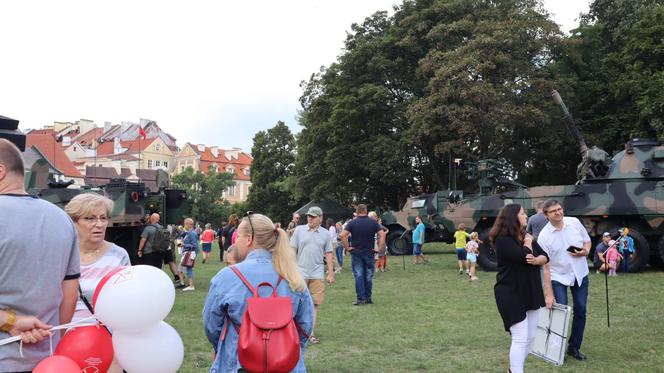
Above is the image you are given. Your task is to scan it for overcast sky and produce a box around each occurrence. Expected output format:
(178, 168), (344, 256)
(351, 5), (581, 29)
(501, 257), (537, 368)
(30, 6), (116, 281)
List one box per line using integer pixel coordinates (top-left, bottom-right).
(1, 0), (589, 153)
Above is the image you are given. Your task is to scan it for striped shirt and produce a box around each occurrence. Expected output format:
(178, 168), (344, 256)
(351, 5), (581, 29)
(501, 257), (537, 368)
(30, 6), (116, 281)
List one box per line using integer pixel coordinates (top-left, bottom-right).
(73, 243), (130, 322)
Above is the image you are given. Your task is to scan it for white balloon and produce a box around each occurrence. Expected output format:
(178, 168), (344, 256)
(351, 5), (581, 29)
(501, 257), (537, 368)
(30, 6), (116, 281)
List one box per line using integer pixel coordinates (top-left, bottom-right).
(112, 321), (184, 373)
(94, 265), (175, 331)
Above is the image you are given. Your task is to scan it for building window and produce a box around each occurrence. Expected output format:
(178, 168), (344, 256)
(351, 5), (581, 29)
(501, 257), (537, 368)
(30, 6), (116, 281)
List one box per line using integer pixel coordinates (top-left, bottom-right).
(148, 160), (153, 169)
(181, 165), (185, 172)
(155, 160), (161, 167)
(243, 167), (250, 176)
(226, 166), (235, 174)
(164, 161), (168, 168)
(227, 185), (235, 196)
(155, 143), (161, 151)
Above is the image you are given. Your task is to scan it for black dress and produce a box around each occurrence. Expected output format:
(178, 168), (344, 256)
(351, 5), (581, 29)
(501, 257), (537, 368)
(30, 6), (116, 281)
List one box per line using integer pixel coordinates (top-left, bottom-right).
(494, 235), (549, 332)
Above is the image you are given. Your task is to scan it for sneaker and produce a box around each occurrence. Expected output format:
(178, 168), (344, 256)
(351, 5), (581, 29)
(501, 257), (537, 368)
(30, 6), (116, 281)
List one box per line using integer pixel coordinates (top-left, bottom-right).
(182, 286), (195, 292)
(309, 336), (320, 344)
(471, 276), (478, 281)
(352, 300), (366, 306)
(173, 276), (181, 283)
(365, 298), (373, 304)
(334, 268), (341, 273)
(459, 269), (464, 275)
(202, 258), (207, 264)
(176, 283), (187, 289)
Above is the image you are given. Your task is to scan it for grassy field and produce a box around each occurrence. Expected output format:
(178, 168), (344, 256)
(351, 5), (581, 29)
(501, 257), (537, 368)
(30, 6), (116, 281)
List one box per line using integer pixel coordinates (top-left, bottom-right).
(166, 243), (664, 372)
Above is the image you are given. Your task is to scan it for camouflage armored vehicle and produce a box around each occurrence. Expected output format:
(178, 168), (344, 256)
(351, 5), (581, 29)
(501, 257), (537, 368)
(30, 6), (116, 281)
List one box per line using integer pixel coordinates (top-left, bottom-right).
(1, 116), (191, 264)
(381, 91), (663, 272)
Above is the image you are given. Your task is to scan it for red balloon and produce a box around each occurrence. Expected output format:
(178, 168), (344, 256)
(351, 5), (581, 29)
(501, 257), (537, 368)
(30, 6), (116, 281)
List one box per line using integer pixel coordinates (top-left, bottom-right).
(33, 355), (81, 373)
(55, 325), (114, 373)
(92, 267), (126, 308)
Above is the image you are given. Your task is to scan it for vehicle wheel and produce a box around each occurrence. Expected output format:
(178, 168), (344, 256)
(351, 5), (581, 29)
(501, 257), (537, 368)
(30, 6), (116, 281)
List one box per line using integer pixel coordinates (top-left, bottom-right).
(477, 228), (497, 271)
(621, 228), (650, 273)
(387, 230), (412, 256)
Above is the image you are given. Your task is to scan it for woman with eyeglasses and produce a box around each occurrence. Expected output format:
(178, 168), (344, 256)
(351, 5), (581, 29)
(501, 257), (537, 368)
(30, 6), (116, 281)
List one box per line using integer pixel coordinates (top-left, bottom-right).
(64, 193), (129, 373)
(203, 213), (314, 373)
(490, 203), (551, 373)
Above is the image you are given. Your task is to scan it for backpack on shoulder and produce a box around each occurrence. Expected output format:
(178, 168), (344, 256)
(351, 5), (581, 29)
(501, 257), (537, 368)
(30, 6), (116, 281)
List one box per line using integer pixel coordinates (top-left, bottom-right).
(151, 225), (172, 252)
(226, 266), (307, 373)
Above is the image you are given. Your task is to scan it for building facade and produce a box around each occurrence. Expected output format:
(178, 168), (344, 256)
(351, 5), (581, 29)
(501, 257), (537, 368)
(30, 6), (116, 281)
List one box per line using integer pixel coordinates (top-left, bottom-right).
(175, 143), (252, 203)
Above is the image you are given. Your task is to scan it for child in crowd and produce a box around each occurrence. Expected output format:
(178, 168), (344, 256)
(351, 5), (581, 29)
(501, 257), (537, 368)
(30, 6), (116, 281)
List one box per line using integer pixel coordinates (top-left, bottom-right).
(605, 240), (623, 276)
(375, 219), (389, 272)
(454, 223), (471, 275)
(412, 216), (429, 264)
(200, 223), (215, 264)
(466, 232), (480, 281)
(225, 244), (239, 266)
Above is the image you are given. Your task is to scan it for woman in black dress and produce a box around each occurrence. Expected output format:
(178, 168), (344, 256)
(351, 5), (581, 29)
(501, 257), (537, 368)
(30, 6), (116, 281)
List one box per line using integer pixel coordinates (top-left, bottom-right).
(491, 204), (552, 373)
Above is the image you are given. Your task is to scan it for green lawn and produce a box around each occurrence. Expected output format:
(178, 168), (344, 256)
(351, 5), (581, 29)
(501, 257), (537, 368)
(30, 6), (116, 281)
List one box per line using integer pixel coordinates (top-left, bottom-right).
(166, 243), (664, 372)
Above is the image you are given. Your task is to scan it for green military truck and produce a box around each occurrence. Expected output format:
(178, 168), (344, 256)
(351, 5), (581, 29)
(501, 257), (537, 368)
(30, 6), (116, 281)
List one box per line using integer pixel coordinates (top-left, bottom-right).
(381, 91), (664, 272)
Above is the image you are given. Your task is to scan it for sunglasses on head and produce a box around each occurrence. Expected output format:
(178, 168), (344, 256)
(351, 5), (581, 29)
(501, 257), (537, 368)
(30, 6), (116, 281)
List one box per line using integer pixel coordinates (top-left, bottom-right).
(244, 211), (255, 238)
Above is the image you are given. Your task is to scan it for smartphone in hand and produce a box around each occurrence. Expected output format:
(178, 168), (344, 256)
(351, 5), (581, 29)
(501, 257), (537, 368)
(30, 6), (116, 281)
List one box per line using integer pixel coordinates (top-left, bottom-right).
(567, 246), (582, 253)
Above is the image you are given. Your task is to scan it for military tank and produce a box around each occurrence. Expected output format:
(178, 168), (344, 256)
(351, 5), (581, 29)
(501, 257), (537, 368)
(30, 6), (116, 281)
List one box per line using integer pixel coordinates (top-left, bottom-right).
(381, 91), (664, 272)
(1, 115), (191, 264)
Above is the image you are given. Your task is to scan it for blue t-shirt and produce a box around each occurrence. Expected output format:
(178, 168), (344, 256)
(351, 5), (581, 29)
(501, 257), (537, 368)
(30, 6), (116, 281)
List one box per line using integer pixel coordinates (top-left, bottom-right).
(344, 216), (382, 255)
(412, 222), (425, 244)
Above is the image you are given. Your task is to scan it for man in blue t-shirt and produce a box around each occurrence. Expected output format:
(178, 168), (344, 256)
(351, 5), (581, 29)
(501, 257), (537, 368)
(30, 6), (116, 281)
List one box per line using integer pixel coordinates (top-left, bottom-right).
(340, 204), (386, 305)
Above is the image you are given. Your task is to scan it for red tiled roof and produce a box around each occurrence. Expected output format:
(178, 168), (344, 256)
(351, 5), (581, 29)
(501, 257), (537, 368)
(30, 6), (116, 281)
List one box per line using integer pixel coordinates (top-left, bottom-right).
(75, 127), (103, 147)
(26, 133), (82, 178)
(184, 145), (252, 181)
(28, 129), (54, 135)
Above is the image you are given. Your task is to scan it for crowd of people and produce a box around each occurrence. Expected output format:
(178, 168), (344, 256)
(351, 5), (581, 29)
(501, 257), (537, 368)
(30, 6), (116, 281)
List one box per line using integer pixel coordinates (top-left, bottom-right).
(0, 136), (641, 372)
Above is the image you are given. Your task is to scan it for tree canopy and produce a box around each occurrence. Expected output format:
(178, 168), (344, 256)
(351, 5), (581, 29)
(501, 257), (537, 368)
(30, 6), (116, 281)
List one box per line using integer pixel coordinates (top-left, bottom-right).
(171, 165), (235, 226)
(246, 121), (302, 225)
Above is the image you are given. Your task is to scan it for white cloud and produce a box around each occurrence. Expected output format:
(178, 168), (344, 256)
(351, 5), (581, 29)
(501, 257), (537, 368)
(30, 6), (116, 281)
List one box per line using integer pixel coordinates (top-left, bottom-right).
(0, 0), (590, 152)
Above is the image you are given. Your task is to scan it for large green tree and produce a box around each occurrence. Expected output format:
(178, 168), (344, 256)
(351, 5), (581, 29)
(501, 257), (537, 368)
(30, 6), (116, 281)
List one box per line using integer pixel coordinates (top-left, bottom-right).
(246, 121), (301, 225)
(171, 166), (235, 226)
(550, 0), (664, 154)
(297, 0), (569, 208)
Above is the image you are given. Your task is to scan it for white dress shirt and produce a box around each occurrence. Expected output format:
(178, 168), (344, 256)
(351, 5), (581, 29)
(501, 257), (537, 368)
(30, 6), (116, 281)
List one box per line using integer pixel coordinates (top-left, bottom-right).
(537, 216), (591, 286)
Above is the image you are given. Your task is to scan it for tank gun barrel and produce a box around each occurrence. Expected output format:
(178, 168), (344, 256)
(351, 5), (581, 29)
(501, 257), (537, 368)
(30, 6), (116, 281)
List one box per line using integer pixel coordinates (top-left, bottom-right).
(551, 90), (588, 154)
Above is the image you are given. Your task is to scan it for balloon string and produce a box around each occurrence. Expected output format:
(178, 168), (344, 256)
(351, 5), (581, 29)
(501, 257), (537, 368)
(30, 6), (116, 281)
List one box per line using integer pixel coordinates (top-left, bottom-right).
(0, 315), (99, 348)
(18, 340), (24, 358)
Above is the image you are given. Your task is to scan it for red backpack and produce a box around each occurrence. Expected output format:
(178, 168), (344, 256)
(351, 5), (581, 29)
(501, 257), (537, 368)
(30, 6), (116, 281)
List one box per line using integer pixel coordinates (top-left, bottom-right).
(226, 266), (306, 373)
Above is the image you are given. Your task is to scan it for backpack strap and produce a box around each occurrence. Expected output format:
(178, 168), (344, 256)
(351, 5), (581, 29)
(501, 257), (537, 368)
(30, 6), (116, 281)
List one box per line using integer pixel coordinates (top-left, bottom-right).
(230, 266), (255, 293)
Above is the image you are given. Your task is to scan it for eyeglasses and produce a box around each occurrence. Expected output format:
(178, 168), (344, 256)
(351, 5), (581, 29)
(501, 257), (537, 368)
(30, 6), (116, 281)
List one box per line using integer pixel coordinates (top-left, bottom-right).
(545, 207), (563, 214)
(81, 216), (109, 224)
(244, 211), (255, 239)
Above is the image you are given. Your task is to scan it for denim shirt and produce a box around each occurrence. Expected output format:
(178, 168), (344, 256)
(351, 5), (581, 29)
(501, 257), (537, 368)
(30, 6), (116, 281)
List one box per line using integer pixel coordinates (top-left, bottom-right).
(183, 229), (199, 253)
(203, 249), (314, 373)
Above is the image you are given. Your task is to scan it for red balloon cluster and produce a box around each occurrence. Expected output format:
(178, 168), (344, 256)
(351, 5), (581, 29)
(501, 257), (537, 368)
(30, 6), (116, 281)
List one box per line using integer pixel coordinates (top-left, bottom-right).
(55, 326), (114, 373)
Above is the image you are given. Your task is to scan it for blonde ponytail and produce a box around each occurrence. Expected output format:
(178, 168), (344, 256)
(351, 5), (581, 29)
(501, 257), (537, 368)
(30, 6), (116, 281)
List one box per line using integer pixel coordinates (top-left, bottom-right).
(240, 214), (306, 292)
(271, 228), (306, 292)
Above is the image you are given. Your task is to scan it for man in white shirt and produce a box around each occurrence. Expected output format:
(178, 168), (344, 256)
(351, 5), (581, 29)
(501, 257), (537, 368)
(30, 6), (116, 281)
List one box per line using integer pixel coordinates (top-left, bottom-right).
(537, 199), (591, 361)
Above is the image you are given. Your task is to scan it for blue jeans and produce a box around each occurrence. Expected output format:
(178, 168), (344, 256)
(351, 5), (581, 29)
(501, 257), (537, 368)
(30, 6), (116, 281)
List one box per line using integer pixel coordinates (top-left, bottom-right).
(351, 252), (375, 301)
(622, 251), (631, 273)
(552, 276), (589, 351)
(336, 245), (344, 268)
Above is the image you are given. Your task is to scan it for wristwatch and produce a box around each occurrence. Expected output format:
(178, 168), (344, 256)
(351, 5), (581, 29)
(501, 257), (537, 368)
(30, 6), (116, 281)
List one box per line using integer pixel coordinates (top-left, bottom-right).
(1, 309), (16, 333)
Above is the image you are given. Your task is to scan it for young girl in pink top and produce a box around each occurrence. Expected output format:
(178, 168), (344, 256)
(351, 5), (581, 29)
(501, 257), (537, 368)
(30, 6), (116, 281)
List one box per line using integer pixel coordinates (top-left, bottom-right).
(605, 240), (623, 276)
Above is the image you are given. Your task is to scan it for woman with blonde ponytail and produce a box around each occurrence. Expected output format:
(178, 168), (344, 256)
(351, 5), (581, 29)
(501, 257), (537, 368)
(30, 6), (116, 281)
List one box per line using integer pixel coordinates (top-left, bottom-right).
(203, 213), (314, 373)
